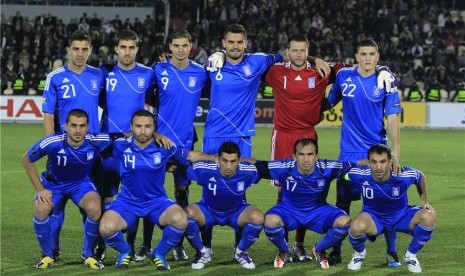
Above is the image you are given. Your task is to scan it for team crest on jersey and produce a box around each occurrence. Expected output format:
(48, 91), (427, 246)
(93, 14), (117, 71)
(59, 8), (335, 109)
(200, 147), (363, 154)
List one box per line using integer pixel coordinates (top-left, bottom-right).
(237, 181), (245, 192)
(392, 186), (400, 197)
(87, 151), (94, 161)
(317, 179), (325, 187)
(189, 77), (197, 87)
(372, 86), (381, 97)
(91, 80), (98, 90)
(153, 153), (161, 164)
(308, 77), (316, 89)
(242, 65), (252, 76)
(138, 77), (145, 88)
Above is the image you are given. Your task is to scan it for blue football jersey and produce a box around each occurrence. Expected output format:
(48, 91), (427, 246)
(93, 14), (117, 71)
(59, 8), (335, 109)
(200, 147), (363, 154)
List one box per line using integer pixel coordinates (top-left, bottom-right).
(205, 53), (283, 138)
(187, 161), (260, 211)
(100, 63), (156, 133)
(266, 158), (352, 211)
(153, 59), (207, 146)
(112, 137), (186, 201)
(27, 132), (111, 185)
(42, 65), (104, 133)
(327, 67), (402, 155)
(347, 166), (422, 219)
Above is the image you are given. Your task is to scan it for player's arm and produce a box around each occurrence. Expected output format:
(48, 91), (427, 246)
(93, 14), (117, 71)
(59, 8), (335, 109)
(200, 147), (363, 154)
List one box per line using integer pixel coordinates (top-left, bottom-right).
(153, 132), (173, 149)
(21, 153), (52, 204)
(187, 150), (216, 163)
(387, 113), (401, 175)
(416, 171), (436, 215)
(306, 56), (330, 78)
(43, 113), (55, 136)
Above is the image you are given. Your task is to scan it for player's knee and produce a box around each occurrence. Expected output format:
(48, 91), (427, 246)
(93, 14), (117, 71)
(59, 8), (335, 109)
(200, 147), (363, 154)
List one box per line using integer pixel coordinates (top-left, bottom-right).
(99, 216), (119, 237)
(417, 209), (436, 226)
(248, 210), (264, 224)
(169, 208), (188, 229)
(334, 215), (351, 227)
(34, 202), (53, 220)
(264, 214), (282, 227)
(350, 217), (369, 233)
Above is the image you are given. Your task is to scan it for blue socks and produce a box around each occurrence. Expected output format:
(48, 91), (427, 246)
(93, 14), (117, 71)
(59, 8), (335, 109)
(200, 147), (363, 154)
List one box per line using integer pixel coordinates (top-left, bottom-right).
(316, 226), (349, 252)
(408, 224), (435, 254)
(349, 231), (368, 253)
(264, 226), (289, 252)
(82, 217), (100, 258)
(104, 231), (131, 253)
(152, 225), (185, 256)
(33, 216), (53, 257)
(237, 223), (262, 252)
(384, 231), (397, 253)
(185, 218), (203, 251)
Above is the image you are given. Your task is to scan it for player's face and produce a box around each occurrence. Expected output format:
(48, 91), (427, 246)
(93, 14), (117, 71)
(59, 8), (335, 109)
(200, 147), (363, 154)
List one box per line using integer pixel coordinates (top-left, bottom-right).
(131, 115), (155, 146)
(65, 115), (88, 145)
(67, 40), (92, 71)
(355, 46), (379, 74)
(222, 32), (247, 62)
(169, 38), (192, 62)
(368, 152), (392, 182)
(293, 143), (318, 175)
(115, 39), (138, 68)
(218, 152), (239, 178)
(287, 41), (308, 69)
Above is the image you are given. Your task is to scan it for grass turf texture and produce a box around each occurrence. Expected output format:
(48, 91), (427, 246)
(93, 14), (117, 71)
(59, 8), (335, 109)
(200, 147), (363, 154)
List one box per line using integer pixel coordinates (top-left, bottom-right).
(1, 123), (464, 275)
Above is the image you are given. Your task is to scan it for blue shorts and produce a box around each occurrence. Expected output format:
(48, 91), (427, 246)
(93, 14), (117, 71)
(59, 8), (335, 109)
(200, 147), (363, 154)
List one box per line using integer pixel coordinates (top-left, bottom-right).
(366, 205), (421, 236)
(203, 137), (252, 157)
(36, 177), (98, 212)
(266, 203), (347, 234)
(196, 202), (250, 232)
(109, 196), (175, 228)
(337, 152), (367, 202)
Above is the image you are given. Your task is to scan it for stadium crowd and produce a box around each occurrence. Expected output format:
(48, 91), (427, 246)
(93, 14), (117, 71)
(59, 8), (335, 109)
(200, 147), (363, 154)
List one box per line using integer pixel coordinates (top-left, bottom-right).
(2, 0), (465, 101)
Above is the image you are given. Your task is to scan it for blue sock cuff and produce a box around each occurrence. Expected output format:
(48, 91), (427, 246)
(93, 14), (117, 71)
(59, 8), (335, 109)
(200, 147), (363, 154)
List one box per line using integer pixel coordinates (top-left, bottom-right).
(188, 218), (197, 224)
(33, 216), (49, 224)
(86, 217), (99, 224)
(264, 226), (283, 234)
(334, 226), (349, 234)
(246, 223), (263, 230)
(168, 225), (186, 233)
(104, 201), (112, 210)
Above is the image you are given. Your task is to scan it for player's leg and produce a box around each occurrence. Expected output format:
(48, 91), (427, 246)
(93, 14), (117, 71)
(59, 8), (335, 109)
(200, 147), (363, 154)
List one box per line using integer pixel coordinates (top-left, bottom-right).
(264, 205), (294, 268)
(148, 200), (187, 271)
(77, 186), (104, 270)
(50, 196), (67, 262)
(402, 207), (436, 273)
(32, 186), (56, 269)
(233, 205), (264, 269)
(185, 203), (211, 270)
(99, 203), (133, 268)
(172, 170), (190, 261)
(347, 212), (378, 271)
(310, 207), (350, 269)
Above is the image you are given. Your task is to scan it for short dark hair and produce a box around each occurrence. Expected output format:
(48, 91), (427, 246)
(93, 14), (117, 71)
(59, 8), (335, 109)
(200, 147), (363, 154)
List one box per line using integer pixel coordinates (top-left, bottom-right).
(218, 141), (241, 158)
(287, 34), (309, 49)
(116, 29), (139, 46)
(356, 38), (378, 53)
(131, 109), (154, 124)
(68, 30), (91, 46)
(368, 144), (392, 160)
(293, 138), (318, 154)
(224, 23), (247, 39)
(66, 108), (88, 123)
(169, 29), (192, 44)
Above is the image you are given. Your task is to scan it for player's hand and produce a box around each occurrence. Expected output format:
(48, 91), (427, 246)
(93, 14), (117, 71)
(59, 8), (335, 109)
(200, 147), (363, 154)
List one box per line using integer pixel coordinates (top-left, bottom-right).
(206, 51), (226, 72)
(158, 52), (171, 62)
(37, 189), (52, 204)
(153, 132), (173, 149)
(377, 66), (399, 93)
(391, 157), (402, 175)
(423, 203), (437, 216)
(314, 58), (330, 78)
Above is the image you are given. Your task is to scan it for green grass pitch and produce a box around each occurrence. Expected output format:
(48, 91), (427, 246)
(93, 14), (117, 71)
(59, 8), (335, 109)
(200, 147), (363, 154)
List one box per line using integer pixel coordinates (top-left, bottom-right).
(1, 123), (464, 275)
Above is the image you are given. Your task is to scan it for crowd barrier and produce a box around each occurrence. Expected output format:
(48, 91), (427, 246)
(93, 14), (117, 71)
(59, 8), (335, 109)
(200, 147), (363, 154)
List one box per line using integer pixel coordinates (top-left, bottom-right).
(1, 96), (464, 128)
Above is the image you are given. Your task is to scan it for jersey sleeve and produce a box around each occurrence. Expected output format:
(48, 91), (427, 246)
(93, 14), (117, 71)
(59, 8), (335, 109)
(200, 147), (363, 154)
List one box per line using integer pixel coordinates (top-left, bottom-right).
(327, 73), (343, 106)
(384, 92), (402, 116)
(112, 138), (126, 157)
(42, 74), (58, 114)
(27, 136), (52, 162)
(255, 160), (272, 179)
(89, 133), (112, 152)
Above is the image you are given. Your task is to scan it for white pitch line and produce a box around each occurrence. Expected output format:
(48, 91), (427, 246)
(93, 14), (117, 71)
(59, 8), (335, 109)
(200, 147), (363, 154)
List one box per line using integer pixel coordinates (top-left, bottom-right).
(0, 170), (24, 174)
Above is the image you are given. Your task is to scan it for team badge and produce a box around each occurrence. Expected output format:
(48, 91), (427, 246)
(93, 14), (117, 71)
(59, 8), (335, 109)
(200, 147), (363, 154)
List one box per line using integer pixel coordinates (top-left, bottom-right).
(87, 151), (94, 161)
(91, 80), (98, 90)
(373, 86), (381, 97)
(317, 179), (325, 187)
(392, 186), (400, 197)
(153, 153), (161, 164)
(138, 77), (145, 88)
(243, 65), (252, 76)
(237, 181), (245, 192)
(308, 77), (316, 89)
(189, 77), (197, 87)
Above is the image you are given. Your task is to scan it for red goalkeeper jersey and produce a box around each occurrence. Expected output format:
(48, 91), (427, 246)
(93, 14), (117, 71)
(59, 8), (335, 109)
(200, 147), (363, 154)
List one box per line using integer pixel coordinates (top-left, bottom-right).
(266, 61), (345, 132)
